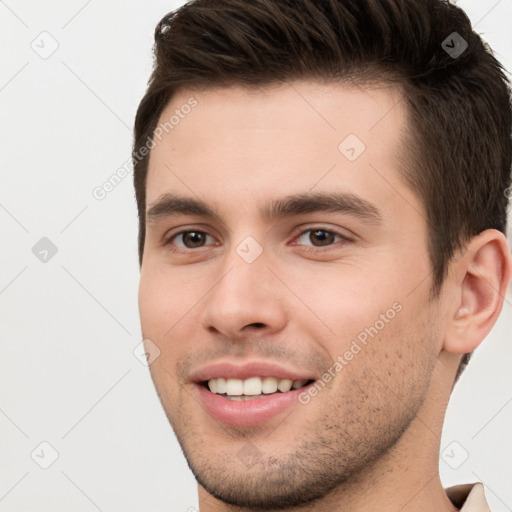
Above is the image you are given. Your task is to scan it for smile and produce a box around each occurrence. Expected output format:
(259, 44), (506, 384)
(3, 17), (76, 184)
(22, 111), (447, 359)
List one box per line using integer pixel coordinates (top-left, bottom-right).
(206, 376), (312, 399)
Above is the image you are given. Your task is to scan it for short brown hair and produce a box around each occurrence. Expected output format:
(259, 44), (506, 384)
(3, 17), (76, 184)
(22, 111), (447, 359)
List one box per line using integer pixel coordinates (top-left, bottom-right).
(133, 0), (512, 375)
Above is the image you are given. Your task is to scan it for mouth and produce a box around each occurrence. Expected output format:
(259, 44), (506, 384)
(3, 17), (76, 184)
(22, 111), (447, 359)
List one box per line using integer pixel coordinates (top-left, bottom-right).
(203, 376), (314, 400)
(191, 360), (318, 426)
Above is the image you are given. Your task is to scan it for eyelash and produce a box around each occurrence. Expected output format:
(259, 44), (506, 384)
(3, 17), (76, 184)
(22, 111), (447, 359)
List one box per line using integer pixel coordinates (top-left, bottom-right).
(164, 227), (350, 252)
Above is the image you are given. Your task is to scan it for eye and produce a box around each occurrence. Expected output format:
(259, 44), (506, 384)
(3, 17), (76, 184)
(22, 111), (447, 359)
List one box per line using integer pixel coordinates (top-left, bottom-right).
(295, 228), (346, 248)
(168, 230), (216, 249)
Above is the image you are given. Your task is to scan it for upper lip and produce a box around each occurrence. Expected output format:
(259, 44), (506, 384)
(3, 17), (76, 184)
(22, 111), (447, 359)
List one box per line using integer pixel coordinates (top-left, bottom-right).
(190, 360), (318, 383)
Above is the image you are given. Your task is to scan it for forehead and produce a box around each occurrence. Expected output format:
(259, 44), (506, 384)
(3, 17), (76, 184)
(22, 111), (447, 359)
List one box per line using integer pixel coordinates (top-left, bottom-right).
(145, 81), (413, 220)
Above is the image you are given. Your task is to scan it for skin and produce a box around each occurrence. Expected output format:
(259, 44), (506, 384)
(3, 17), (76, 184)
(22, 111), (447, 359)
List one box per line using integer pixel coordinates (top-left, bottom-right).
(138, 81), (511, 511)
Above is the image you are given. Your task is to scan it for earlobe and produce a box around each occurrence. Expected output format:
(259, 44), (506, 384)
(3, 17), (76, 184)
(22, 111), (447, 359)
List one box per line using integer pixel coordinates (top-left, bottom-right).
(444, 229), (511, 355)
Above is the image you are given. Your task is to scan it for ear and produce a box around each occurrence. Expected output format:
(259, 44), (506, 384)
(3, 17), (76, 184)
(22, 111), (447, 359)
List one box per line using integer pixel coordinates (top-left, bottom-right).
(443, 229), (512, 355)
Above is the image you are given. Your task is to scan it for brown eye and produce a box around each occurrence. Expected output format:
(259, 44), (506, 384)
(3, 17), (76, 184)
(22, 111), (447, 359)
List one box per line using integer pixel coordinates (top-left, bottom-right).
(297, 229), (343, 247)
(171, 231), (213, 249)
(310, 230), (336, 246)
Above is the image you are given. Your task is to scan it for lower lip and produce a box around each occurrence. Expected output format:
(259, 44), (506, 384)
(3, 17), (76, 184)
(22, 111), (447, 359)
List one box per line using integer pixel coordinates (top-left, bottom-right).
(196, 383), (309, 426)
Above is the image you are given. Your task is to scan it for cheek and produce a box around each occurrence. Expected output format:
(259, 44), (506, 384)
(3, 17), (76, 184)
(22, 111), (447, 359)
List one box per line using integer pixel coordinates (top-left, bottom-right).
(138, 274), (185, 405)
(282, 264), (403, 344)
(138, 274), (169, 336)
(138, 269), (206, 380)
(138, 267), (197, 336)
(348, 302), (435, 394)
(317, 289), (433, 394)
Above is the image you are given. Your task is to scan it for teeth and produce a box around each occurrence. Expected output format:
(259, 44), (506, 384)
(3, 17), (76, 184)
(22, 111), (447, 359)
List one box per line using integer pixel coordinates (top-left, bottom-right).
(225, 378), (244, 396)
(216, 378), (227, 394)
(243, 377), (262, 395)
(292, 379), (308, 389)
(207, 377), (310, 396)
(261, 377), (278, 394)
(277, 379), (293, 392)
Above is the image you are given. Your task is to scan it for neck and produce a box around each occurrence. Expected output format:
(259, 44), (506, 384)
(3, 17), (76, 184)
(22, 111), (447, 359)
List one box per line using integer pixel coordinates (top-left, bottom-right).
(198, 350), (460, 512)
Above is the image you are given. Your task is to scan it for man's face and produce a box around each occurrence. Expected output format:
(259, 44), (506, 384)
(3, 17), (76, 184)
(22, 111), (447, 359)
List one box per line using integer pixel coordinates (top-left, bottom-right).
(138, 81), (443, 508)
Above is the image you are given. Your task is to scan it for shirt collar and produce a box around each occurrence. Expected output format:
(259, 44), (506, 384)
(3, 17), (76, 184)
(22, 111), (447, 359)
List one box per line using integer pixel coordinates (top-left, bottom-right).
(446, 483), (490, 512)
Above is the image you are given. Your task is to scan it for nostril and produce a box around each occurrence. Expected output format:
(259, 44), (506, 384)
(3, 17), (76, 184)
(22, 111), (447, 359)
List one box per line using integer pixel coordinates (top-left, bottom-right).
(249, 322), (265, 328)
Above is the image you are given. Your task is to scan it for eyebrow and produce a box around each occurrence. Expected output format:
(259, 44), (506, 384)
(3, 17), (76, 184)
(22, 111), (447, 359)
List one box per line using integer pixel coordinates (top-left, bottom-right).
(262, 191), (382, 224)
(146, 191), (382, 225)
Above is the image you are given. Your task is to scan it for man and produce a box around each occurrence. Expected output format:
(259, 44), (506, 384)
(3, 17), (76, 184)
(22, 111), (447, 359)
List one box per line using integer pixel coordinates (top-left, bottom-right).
(132, 0), (512, 510)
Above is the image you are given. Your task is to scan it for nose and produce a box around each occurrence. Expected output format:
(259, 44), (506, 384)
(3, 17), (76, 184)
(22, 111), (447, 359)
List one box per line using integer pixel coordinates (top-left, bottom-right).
(199, 244), (288, 340)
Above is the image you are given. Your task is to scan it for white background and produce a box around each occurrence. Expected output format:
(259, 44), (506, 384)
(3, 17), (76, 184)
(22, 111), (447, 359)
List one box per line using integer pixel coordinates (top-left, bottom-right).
(1, 1), (511, 510)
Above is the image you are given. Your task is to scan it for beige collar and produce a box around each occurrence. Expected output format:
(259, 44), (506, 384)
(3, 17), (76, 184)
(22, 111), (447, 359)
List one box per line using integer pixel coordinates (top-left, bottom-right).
(446, 483), (490, 511)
